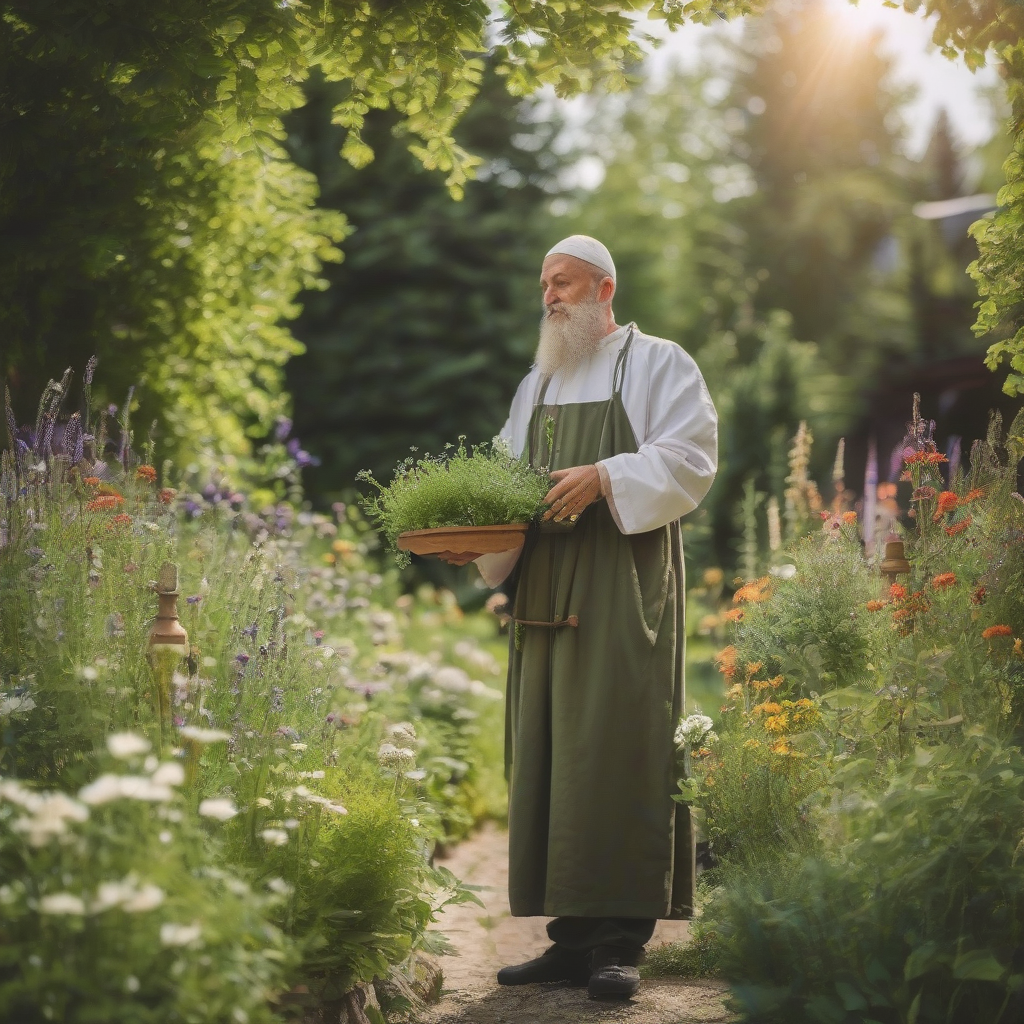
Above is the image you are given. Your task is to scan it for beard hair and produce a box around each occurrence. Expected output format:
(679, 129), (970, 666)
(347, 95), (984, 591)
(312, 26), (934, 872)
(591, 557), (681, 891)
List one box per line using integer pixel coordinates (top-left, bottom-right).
(535, 296), (610, 376)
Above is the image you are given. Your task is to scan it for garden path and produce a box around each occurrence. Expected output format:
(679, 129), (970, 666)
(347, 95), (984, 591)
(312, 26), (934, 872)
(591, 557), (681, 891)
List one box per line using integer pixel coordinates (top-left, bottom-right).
(420, 824), (731, 1024)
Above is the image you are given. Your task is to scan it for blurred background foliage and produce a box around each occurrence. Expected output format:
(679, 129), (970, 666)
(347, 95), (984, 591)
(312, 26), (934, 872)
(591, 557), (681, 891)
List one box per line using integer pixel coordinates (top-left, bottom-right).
(2, 0), (1022, 576)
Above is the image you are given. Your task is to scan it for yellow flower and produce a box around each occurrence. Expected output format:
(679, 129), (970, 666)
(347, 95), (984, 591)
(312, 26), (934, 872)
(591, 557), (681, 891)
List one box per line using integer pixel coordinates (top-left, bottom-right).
(764, 712), (790, 734)
(743, 738), (761, 749)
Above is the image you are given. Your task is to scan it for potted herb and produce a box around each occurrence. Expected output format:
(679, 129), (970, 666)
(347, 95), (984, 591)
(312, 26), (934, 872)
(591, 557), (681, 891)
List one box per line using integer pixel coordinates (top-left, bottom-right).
(358, 439), (549, 565)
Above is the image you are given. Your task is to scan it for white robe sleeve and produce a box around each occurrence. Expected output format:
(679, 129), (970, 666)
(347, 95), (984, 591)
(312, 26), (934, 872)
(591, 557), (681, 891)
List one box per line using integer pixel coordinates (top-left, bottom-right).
(597, 340), (717, 535)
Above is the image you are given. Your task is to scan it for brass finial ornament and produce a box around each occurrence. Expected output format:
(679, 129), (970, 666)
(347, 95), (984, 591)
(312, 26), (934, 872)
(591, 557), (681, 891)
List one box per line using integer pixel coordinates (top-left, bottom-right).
(879, 533), (911, 587)
(149, 560), (189, 744)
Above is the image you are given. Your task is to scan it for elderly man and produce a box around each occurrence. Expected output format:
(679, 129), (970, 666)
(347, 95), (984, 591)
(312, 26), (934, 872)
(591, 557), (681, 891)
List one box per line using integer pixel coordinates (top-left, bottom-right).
(479, 235), (718, 1000)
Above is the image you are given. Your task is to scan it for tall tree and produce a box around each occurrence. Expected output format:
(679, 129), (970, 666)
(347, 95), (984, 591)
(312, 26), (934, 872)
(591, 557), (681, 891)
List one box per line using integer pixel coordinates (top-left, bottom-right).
(0, 0), (681, 465)
(283, 65), (569, 499)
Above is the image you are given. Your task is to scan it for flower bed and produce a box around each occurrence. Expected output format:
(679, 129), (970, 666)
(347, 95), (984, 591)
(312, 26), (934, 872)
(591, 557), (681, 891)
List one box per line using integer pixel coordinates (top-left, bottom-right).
(0, 379), (511, 1020)
(664, 406), (1024, 1024)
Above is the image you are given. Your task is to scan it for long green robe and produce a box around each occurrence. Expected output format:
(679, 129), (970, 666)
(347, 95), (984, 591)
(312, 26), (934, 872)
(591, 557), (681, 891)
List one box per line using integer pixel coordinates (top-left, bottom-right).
(505, 327), (694, 920)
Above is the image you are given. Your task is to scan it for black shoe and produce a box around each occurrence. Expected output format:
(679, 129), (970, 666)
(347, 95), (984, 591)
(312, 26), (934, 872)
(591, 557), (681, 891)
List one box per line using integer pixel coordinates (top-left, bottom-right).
(497, 945), (590, 986)
(587, 945), (641, 1000)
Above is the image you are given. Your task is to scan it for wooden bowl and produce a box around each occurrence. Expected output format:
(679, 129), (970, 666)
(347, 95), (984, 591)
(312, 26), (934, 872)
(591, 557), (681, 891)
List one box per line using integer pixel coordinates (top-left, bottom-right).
(397, 523), (529, 560)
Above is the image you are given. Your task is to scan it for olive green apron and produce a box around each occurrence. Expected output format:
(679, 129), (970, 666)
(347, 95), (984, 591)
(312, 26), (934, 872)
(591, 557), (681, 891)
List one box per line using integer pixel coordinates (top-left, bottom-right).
(505, 325), (695, 920)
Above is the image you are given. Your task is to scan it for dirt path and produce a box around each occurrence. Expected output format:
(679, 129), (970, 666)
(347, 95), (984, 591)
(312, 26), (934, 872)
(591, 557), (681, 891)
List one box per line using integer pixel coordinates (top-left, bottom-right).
(419, 824), (731, 1024)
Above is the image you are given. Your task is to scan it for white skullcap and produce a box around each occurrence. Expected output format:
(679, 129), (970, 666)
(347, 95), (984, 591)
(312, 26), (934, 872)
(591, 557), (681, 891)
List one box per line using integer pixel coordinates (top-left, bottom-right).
(544, 235), (616, 281)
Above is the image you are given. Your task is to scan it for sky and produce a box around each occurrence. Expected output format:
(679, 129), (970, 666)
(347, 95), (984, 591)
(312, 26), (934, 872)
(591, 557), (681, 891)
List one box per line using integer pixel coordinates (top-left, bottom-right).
(649, 0), (1002, 159)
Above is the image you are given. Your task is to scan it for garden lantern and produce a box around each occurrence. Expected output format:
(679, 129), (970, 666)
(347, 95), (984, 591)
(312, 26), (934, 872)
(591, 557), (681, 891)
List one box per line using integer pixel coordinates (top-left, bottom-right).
(148, 561), (189, 744)
(879, 534), (911, 587)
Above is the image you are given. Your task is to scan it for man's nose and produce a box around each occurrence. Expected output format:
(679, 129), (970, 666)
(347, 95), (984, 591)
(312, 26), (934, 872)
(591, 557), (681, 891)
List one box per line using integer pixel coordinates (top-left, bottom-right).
(543, 285), (558, 305)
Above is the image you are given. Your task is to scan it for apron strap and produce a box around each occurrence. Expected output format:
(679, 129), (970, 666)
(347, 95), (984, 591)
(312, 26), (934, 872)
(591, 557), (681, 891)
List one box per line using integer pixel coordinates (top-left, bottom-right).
(612, 323), (637, 396)
(536, 373), (554, 407)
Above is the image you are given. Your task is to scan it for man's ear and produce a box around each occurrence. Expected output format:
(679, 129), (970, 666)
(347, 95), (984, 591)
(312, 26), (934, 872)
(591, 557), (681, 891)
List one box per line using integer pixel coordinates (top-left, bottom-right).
(598, 276), (615, 303)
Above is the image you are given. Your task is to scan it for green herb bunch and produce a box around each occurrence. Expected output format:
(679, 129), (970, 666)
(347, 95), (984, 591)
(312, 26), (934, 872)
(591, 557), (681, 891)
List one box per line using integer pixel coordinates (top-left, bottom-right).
(358, 438), (549, 563)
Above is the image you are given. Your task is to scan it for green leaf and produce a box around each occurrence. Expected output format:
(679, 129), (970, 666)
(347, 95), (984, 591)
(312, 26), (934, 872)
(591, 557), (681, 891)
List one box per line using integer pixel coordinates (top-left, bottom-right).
(952, 950), (1006, 982)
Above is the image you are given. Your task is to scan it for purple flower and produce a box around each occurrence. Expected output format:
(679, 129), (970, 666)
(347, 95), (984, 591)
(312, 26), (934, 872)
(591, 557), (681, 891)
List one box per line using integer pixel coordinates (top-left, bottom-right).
(313, 630), (324, 645)
(345, 680), (393, 698)
(173, 715), (185, 727)
(186, 595), (202, 606)
(235, 652), (250, 665)
(183, 500), (202, 519)
(274, 725), (300, 741)
(107, 404), (118, 417)
(274, 416), (292, 441)
(241, 622), (259, 639)
(286, 438), (320, 468)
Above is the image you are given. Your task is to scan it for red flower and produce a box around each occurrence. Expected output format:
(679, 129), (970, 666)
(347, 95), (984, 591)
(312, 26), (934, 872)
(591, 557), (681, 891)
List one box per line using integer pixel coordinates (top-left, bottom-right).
(964, 488), (985, 502)
(930, 572), (956, 590)
(136, 465), (157, 483)
(865, 599), (886, 612)
(106, 514), (132, 530)
(982, 624), (1013, 640)
(972, 586), (987, 605)
(158, 488), (177, 504)
(945, 517), (972, 537)
(889, 583), (907, 601)
(85, 494), (125, 512)
(932, 491), (959, 521)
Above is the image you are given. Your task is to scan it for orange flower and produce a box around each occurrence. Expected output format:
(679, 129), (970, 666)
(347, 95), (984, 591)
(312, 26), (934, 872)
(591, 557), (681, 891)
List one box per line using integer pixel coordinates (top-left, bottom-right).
(96, 484), (122, 497)
(82, 476), (100, 487)
(1014, 638), (1023, 658)
(752, 701), (783, 716)
(972, 586), (987, 605)
(905, 450), (947, 465)
(724, 607), (744, 622)
(866, 599), (886, 612)
(157, 488), (176, 504)
(930, 572), (957, 590)
(945, 517), (972, 537)
(982, 624), (1013, 639)
(935, 491), (959, 515)
(734, 576), (772, 604)
(889, 583), (907, 601)
(842, 511), (857, 524)
(106, 514), (132, 530)
(964, 488), (985, 502)
(715, 646), (738, 678)
(85, 494), (125, 512)
(136, 465), (157, 483)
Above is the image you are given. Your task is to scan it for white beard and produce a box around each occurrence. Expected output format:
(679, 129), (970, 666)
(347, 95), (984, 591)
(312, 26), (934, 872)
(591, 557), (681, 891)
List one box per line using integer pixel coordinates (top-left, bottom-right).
(535, 299), (610, 376)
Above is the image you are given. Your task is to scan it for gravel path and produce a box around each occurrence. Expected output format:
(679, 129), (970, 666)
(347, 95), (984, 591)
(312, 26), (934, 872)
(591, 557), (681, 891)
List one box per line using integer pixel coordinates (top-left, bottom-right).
(419, 824), (732, 1024)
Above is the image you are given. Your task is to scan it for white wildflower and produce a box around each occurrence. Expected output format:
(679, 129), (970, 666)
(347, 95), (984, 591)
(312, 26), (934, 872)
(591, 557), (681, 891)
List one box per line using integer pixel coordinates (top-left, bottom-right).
(106, 733), (151, 759)
(12, 792), (88, 846)
(386, 722), (417, 745)
(198, 798), (237, 821)
(290, 742), (307, 752)
(150, 762), (185, 787)
(297, 770), (325, 779)
(0, 693), (36, 716)
(78, 774), (173, 805)
(177, 726), (230, 744)
(266, 877), (292, 895)
(469, 680), (503, 701)
(404, 770), (427, 781)
(377, 742), (415, 768)
(39, 893), (86, 915)
(769, 563), (798, 580)
(260, 828), (289, 846)
(431, 666), (471, 693)
(674, 714), (715, 750)
(160, 922), (202, 947)
(92, 877), (164, 913)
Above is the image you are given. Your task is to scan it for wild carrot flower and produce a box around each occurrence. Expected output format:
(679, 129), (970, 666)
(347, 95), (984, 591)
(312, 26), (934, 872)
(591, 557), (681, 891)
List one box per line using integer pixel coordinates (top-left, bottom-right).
(866, 599), (886, 612)
(136, 465), (157, 483)
(931, 572), (956, 590)
(982, 625), (1013, 639)
(945, 517), (972, 537)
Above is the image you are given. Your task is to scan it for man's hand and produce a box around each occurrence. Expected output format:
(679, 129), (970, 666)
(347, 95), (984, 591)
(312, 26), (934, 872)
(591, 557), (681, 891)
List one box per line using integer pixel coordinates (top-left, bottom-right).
(543, 465), (603, 523)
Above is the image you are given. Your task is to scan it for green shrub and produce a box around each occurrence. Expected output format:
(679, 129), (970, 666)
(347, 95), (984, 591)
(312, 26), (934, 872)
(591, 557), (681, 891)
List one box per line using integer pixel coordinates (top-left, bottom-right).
(357, 439), (549, 562)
